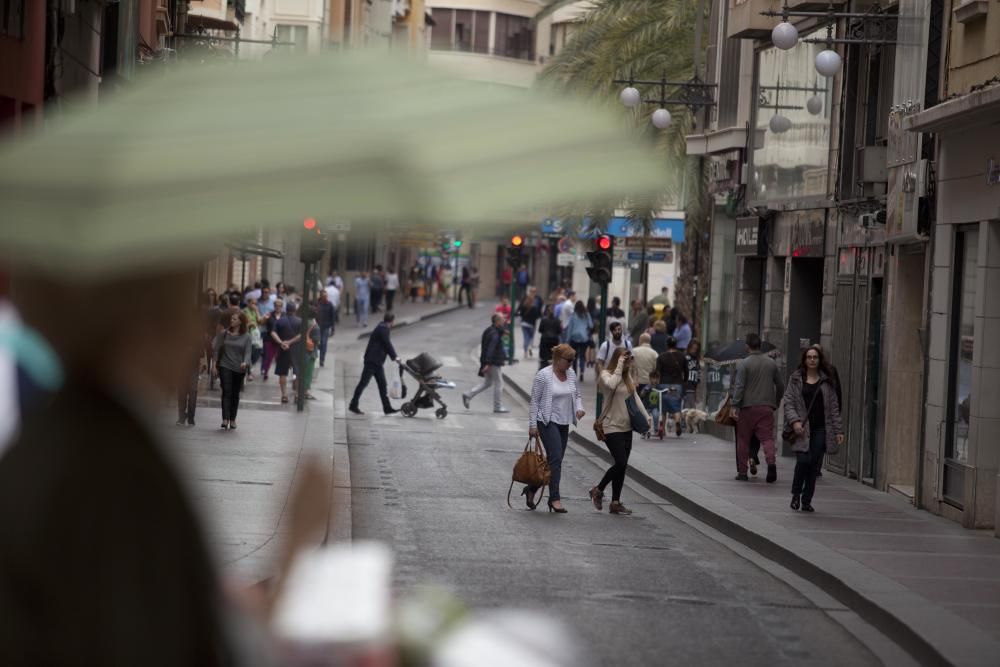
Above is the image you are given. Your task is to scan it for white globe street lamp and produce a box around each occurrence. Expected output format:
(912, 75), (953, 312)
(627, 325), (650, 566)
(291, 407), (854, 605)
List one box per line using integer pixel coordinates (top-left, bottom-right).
(769, 114), (792, 134)
(815, 49), (842, 77)
(620, 86), (641, 108)
(651, 108), (672, 129)
(771, 21), (798, 50)
(806, 94), (824, 115)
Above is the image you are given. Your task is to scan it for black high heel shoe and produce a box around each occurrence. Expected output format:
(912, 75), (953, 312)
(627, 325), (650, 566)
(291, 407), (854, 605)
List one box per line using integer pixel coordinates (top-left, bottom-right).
(520, 487), (537, 510)
(547, 500), (568, 514)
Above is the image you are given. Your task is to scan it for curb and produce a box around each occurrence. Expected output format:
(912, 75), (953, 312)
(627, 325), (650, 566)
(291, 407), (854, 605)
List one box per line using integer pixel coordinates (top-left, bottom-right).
(356, 304), (464, 340)
(502, 370), (999, 667)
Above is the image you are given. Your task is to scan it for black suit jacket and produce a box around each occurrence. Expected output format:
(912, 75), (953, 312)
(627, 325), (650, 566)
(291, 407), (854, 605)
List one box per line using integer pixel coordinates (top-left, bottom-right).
(363, 322), (397, 366)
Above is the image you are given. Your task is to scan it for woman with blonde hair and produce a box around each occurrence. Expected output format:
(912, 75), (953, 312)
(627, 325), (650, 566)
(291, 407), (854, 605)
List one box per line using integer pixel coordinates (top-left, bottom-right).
(589, 347), (651, 515)
(525, 343), (585, 512)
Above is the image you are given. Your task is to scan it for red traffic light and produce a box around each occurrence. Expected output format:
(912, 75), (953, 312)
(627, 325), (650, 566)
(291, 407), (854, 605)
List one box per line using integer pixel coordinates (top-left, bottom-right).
(511, 235), (524, 247)
(597, 235), (612, 250)
(303, 218), (317, 230)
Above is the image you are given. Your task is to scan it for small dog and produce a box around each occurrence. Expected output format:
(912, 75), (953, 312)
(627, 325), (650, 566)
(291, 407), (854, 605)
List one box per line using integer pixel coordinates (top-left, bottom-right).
(682, 408), (709, 434)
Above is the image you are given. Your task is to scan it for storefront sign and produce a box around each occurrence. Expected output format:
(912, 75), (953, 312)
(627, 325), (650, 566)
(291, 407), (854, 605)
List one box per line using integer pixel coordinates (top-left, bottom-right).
(735, 216), (766, 256)
(556, 252), (575, 267)
(615, 236), (673, 249)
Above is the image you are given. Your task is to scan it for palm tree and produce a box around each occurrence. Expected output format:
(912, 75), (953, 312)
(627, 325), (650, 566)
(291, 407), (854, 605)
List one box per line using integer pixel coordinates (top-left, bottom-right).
(536, 0), (712, 332)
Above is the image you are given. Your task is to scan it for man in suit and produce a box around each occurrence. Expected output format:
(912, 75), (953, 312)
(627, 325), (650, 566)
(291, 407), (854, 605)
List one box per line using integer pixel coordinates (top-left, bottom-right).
(349, 313), (400, 415)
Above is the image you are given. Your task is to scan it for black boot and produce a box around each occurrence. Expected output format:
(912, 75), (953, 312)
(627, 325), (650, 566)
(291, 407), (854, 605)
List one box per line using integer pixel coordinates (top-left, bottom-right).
(766, 464), (777, 484)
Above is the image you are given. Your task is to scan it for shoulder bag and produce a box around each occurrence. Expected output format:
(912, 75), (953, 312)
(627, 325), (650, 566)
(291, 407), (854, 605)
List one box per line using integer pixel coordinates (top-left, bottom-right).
(625, 393), (650, 434)
(782, 382), (822, 447)
(715, 393), (738, 427)
(593, 381), (620, 442)
(506, 436), (551, 508)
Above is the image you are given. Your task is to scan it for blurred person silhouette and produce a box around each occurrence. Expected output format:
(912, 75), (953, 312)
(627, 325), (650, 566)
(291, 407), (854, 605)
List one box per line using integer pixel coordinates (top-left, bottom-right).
(0, 269), (240, 666)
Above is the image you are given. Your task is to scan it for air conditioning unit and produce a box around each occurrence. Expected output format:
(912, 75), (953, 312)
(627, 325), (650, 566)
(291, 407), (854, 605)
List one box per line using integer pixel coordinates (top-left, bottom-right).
(860, 210), (887, 229)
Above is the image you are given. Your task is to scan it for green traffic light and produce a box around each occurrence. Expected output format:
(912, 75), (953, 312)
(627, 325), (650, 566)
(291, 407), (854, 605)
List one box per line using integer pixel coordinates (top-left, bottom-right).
(453, 240), (462, 248)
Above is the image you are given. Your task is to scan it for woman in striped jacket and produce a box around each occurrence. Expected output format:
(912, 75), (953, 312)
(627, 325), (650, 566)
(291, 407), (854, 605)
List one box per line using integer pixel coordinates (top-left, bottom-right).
(524, 344), (585, 513)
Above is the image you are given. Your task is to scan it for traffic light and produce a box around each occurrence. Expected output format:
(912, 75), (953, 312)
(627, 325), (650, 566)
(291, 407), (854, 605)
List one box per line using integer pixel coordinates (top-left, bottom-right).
(586, 234), (614, 284)
(300, 218), (327, 264)
(507, 234), (525, 269)
(453, 239), (462, 249)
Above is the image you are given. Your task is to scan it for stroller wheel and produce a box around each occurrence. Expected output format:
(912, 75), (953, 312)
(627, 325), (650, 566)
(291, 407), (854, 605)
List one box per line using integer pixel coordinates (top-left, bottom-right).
(401, 402), (417, 418)
(435, 407), (448, 420)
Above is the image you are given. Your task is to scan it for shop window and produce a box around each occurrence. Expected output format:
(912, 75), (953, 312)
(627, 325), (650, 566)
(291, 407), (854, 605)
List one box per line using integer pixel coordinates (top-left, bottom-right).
(750, 34), (834, 204)
(494, 13), (534, 61)
(430, 9), (491, 54)
(276, 24), (308, 52)
(944, 227), (978, 504)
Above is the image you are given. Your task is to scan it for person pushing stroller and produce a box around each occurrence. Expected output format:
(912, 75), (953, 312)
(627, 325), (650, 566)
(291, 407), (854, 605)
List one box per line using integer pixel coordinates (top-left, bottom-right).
(349, 313), (401, 416)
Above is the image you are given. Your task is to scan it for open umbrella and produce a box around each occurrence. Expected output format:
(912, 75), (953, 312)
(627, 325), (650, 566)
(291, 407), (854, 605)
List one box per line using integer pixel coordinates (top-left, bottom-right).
(0, 50), (665, 277)
(704, 339), (778, 365)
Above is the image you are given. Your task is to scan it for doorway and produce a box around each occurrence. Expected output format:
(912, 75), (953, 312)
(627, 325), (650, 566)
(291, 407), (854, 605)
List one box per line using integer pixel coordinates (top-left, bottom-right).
(787, 258), (824, 367)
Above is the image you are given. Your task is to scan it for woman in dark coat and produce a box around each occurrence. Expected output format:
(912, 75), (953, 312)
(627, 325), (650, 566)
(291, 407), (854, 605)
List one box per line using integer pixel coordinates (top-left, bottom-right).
(782, 346), (845, 512)
(537, 304), (563, 369)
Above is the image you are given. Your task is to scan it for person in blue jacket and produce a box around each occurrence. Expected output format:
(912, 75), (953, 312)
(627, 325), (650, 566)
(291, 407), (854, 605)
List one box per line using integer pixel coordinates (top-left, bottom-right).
(565, 300), (593, 380)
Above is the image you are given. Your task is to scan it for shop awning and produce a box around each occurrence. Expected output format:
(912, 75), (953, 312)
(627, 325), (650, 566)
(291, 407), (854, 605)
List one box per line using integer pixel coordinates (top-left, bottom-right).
(186, 13), (241, 33)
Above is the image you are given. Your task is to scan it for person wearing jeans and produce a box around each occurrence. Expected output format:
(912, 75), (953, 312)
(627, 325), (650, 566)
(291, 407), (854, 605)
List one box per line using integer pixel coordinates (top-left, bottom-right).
(316, 290), (335, 368)
(463, 313), (509, 413)
(524, 344), (585, 512)
(589, 347), (651, 515)
(731, 333), (785, 482)
(565, 300), (593, 380)
(354, 272), (370, 327)
(259, 299), (284, 380)
(213, 309), (252, 430)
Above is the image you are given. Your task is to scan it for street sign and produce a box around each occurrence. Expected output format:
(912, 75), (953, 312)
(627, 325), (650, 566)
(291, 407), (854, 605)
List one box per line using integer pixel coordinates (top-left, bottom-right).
(557, 236), (574, 253)
(615, 236), (672, 249)
(557, 252), (576, 267)
(614, 249), (673, 263)
(326, 221), (352, 232)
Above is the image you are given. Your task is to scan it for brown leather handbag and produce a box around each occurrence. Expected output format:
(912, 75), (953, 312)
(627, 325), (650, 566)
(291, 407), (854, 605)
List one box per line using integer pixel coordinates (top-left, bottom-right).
(506, 436), (551, 508)
(714, 393), (738, 427)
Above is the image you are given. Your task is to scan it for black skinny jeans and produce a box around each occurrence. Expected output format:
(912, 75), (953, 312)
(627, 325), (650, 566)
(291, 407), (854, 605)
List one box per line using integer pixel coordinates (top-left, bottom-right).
(598, 430), (633, 502)
(571, 341), (589, 376)
(219, 366), (246, 422)
(791, 428), (826, 504)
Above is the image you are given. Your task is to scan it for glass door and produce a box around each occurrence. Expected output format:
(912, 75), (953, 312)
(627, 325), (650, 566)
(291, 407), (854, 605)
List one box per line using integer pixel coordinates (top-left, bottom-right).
(943, 227), (978, 507)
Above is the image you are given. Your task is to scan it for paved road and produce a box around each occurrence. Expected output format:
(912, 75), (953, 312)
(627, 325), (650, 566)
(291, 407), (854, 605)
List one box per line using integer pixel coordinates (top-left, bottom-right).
(340, 307), (881, 666)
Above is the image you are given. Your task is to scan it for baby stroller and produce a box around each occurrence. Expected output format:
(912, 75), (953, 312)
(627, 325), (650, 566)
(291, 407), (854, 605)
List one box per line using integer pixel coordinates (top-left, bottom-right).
(397, 352), (456, 419)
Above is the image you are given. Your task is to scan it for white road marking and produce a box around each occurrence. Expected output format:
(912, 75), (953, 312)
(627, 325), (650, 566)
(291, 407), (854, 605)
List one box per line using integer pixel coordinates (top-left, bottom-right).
(492, 418), (522, 432)
(441, 356), (461, 368)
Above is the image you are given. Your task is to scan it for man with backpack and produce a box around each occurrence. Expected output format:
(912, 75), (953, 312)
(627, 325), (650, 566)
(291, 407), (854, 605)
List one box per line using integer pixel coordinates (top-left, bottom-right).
(594, 320), (633, 378)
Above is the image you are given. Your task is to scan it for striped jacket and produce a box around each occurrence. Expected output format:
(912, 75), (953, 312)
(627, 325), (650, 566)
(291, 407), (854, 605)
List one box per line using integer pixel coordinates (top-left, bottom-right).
(529, 366), (585, 429)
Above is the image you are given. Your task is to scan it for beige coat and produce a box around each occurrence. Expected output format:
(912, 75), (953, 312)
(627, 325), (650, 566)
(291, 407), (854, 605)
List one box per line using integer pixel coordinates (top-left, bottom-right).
(631, 343), (659, 385)
(598, 364), (652, 435)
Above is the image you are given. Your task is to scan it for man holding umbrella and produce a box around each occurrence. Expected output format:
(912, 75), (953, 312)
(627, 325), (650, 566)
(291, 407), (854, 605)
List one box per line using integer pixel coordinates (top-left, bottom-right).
(731, 333), (785, 483)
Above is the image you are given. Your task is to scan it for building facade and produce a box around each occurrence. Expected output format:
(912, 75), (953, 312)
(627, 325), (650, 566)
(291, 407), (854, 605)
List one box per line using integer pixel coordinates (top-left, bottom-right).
(905, 2), (1000, 533)
(698, 0), (1000, 533)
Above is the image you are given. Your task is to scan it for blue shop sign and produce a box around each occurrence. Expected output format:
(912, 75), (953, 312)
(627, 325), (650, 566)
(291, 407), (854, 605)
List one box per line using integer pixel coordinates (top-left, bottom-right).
(541, 216), (685, 243)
